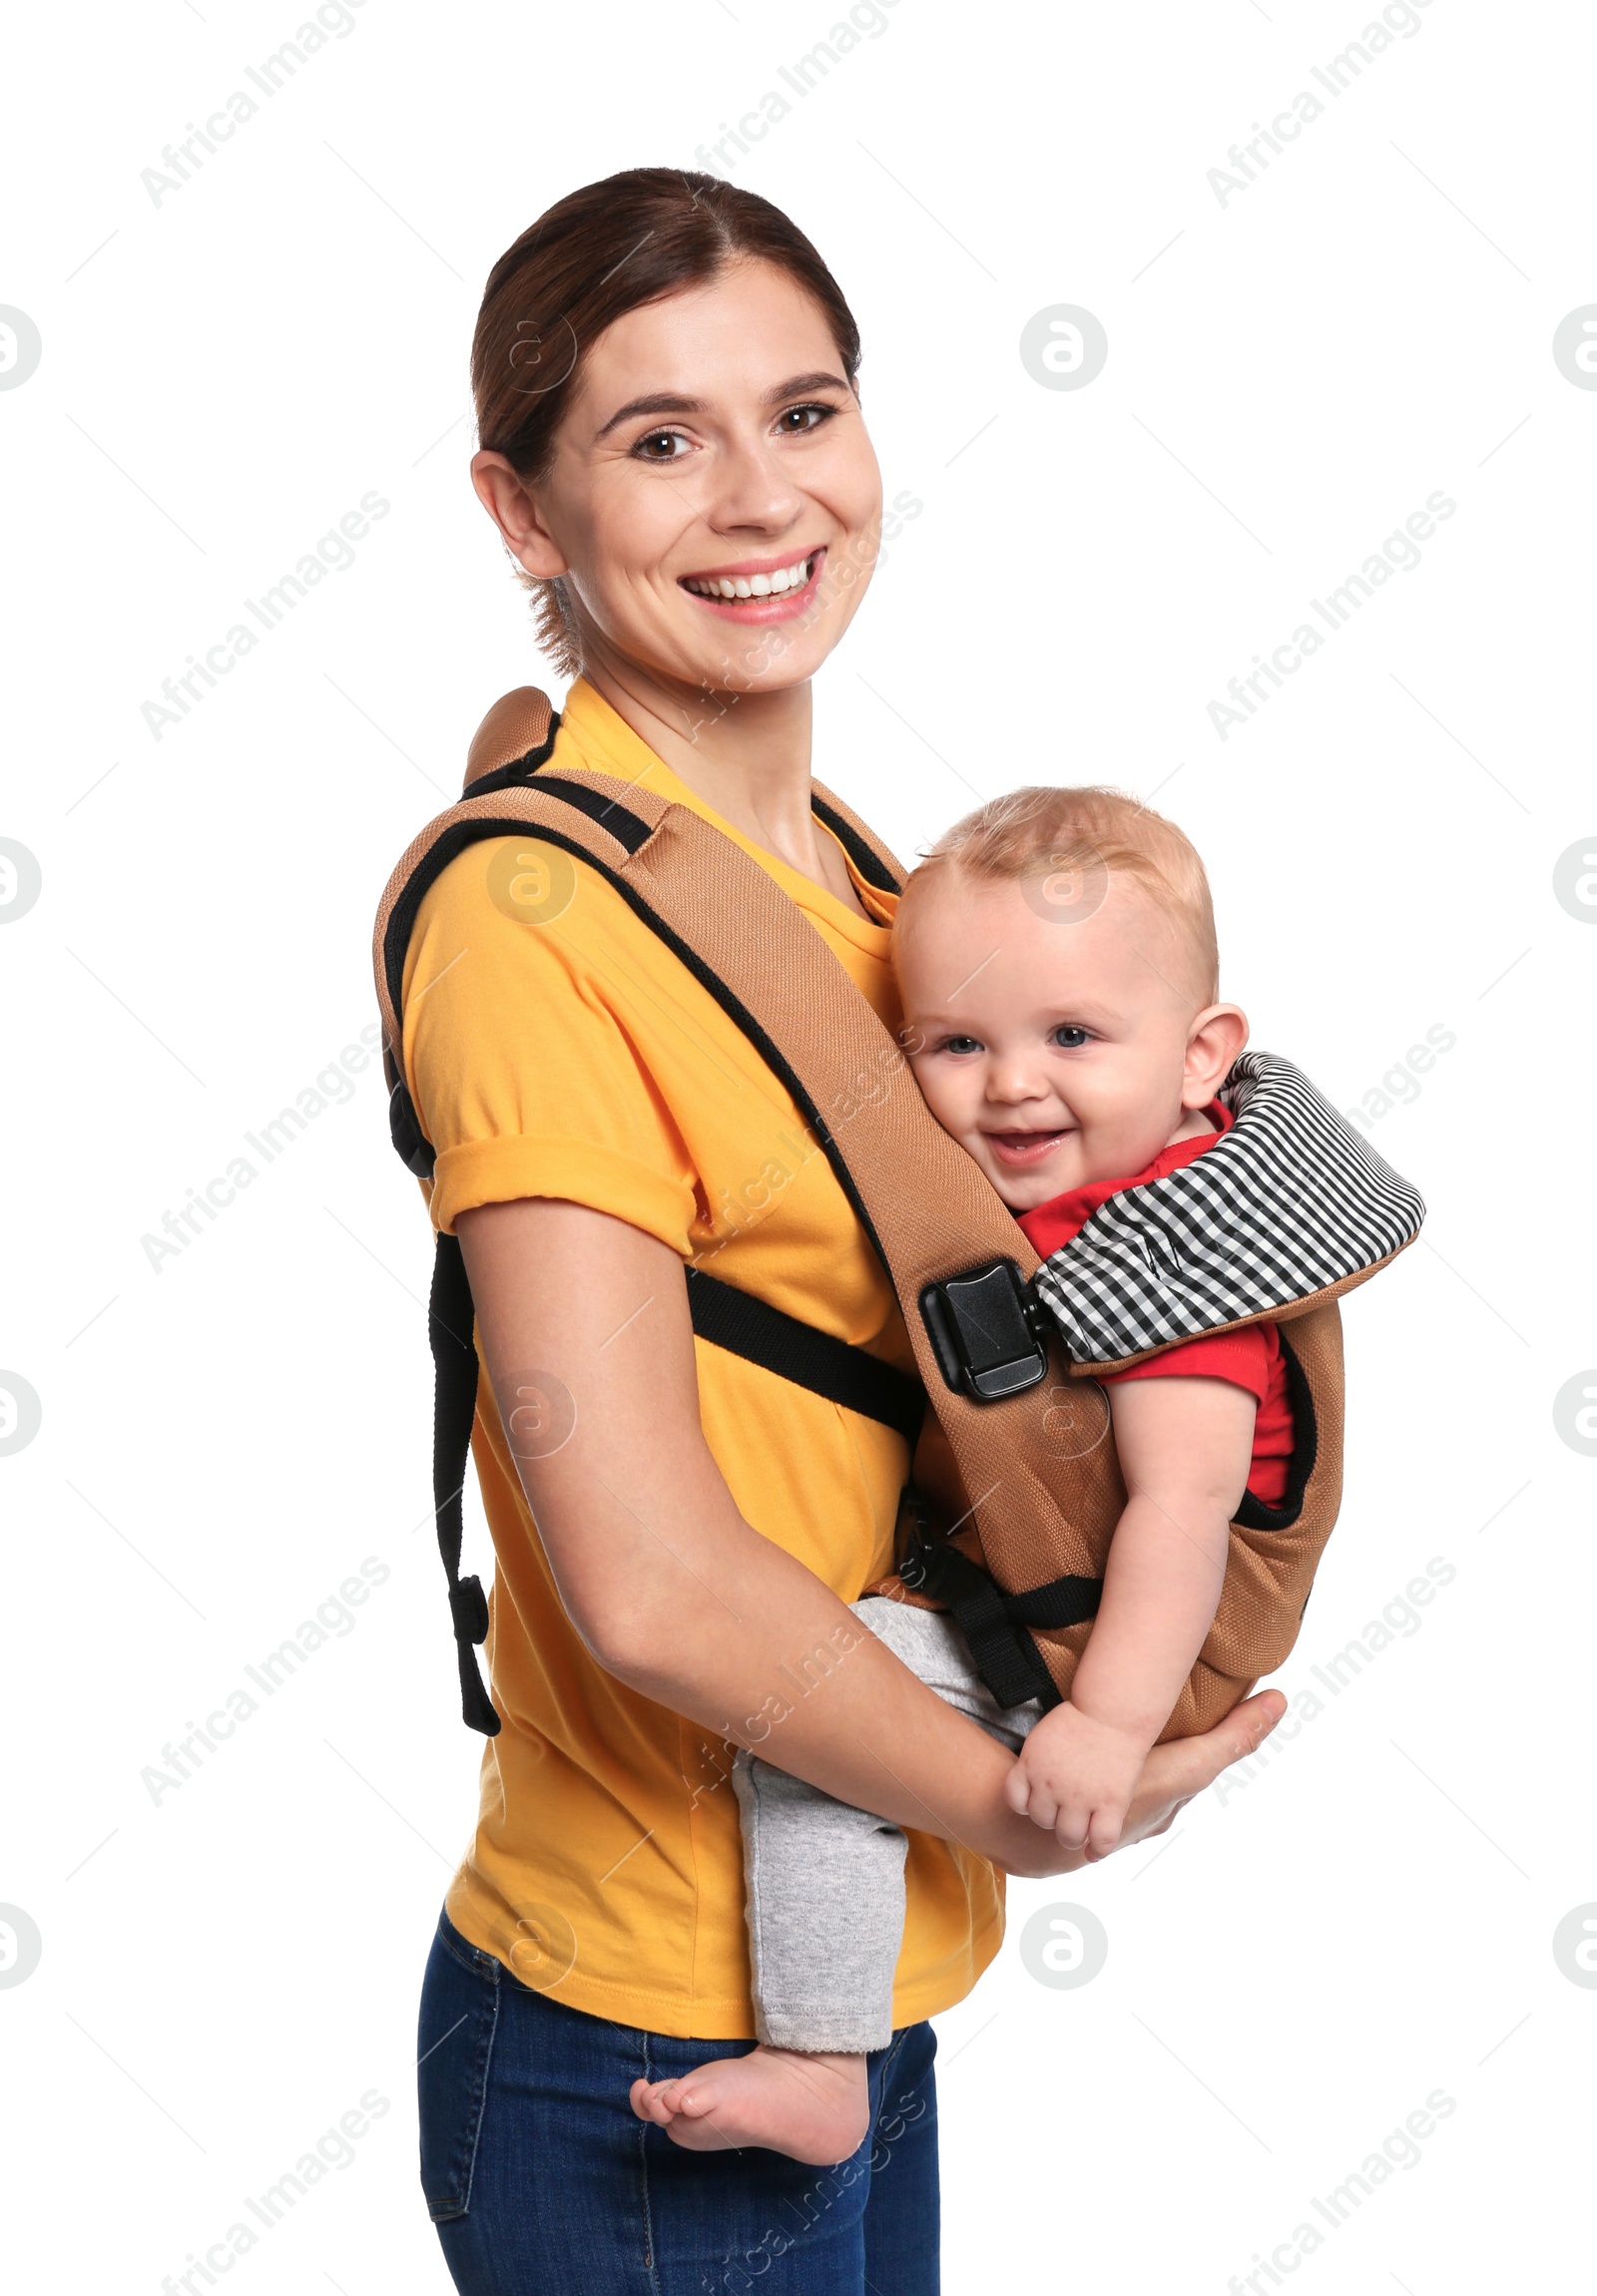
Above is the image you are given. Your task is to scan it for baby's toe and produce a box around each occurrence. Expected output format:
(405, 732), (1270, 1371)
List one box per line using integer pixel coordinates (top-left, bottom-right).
(644, 2077), (690, 2122)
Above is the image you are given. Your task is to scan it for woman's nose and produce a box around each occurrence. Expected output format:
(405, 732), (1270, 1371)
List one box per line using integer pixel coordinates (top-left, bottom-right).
(698, 432), (805, 535)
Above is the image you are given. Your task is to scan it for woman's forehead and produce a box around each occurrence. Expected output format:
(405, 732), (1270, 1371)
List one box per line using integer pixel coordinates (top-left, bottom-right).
(568, 262), (847, 425)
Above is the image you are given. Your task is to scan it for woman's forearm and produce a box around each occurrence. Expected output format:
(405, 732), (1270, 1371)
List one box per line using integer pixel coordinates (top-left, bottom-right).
(608, 1513), (1045, 1864)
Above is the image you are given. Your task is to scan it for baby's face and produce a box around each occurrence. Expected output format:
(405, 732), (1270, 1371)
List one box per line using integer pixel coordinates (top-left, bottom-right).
(894, 868), (1233, 1212)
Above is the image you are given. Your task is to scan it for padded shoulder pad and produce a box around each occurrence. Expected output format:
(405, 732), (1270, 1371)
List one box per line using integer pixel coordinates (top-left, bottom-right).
(465, 686), (556, 787)
(1032, 1051), (1424, 1364)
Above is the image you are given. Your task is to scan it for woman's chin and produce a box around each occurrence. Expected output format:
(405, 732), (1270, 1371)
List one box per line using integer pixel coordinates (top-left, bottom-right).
(670, 624), (837, 699)
(582, 576), (870, 702)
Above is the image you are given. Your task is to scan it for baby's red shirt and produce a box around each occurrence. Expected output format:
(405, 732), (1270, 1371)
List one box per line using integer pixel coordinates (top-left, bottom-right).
(1014, 1103), (1295, 1509)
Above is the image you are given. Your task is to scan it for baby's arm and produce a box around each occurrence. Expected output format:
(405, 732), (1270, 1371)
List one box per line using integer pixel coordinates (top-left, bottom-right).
(1007, 1374), (1256, 1857)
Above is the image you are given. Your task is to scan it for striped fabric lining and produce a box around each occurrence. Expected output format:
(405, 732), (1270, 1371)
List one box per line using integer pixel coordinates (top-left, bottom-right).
(1031, 1052), (1425, 1364)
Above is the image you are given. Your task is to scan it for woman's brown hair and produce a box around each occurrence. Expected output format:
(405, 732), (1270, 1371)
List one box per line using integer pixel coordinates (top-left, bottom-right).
(471, 169), (862, 676)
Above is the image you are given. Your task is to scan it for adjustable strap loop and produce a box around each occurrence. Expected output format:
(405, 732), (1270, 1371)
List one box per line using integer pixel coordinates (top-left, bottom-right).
(900, 1529), (1103, 1712)
(429, 1233), (500, 1736)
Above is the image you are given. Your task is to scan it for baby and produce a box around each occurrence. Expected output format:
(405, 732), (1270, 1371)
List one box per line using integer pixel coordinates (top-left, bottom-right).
(632, 786), (1294, 2164)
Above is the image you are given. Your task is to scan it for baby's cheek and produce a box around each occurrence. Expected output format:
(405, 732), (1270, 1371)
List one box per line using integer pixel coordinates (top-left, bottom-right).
(905, 1057), (961, 1129)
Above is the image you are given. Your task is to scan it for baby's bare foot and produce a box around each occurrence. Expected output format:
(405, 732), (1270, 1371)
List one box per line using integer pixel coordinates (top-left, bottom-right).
(629, 2045), (869, 2165)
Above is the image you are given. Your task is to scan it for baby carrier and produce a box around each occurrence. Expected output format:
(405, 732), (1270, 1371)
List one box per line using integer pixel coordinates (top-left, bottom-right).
(373, 687), (1424, 1744)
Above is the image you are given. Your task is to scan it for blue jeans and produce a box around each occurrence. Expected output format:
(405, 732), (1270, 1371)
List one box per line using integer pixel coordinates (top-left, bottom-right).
(417, 1908), (940, 2295)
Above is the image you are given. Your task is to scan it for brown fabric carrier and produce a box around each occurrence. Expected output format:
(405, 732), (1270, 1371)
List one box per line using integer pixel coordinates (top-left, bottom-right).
(375, 689), (1403, 1745)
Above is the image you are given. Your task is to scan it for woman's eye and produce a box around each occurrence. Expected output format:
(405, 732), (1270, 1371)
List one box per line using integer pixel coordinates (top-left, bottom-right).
(1051, 1025), (1090, 1049)
(777, 402), (833, 436)
(633, 428), (690, 462)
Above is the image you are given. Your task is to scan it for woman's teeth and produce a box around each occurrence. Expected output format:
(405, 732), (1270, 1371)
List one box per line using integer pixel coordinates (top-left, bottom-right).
(683, 556), (814, 601)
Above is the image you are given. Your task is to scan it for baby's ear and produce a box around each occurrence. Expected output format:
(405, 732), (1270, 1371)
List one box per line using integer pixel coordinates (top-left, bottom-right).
(1183, 1004), (1249, 1105)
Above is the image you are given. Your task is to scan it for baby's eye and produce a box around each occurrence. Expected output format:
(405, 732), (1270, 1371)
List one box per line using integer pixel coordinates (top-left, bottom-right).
(633, 428), (691, 462)
(941, 1034), (982, 1057)
(1050, 1024), (1090, 1050)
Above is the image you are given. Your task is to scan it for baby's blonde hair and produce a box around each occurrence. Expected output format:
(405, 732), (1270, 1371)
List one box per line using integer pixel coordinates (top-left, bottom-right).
(899, 784), (1219, 1004)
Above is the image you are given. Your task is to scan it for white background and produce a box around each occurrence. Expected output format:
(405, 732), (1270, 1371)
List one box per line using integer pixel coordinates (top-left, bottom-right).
(3, 1), (1593, 2289)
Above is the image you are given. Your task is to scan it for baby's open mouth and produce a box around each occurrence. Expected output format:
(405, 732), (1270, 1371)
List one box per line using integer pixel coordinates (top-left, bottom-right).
(985, 1129), (1071, 1166)
(679, 549), (822, 612)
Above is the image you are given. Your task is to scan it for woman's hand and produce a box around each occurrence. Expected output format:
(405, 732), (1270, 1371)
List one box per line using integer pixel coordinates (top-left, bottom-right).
(457, 1195), (1285, 1875)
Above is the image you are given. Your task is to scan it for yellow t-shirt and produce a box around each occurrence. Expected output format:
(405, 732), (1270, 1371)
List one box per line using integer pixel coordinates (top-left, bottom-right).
(402, 676), (1002, 2038)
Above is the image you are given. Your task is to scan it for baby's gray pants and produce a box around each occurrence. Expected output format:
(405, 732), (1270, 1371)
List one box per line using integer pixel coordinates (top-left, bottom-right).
(730, 1595), (1044, 2055)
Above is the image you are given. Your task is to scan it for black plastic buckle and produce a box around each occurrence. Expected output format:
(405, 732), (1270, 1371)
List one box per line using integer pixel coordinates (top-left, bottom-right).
(918, 1259), (1050, 1402)
(449, 1575), (490, 1645)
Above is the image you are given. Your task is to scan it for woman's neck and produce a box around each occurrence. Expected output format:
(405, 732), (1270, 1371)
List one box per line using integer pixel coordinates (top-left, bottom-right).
(580, 651), (864, 913)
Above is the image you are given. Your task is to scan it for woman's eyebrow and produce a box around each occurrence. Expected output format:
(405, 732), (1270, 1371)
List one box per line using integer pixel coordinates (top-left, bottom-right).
(594, 391), (705, 440)
(594, 372), (853, 441)
(763, 370), (851, 403)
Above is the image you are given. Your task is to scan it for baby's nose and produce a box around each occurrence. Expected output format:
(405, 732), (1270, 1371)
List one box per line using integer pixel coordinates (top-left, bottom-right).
(988, 1060), (1051, 1104)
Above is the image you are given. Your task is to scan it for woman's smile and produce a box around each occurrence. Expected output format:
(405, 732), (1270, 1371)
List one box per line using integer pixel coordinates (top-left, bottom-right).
(679, 545), (824, 620)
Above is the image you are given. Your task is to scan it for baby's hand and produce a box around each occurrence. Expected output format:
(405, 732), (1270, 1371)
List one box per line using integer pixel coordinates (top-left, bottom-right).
(1005, 1703), (1152, 1859)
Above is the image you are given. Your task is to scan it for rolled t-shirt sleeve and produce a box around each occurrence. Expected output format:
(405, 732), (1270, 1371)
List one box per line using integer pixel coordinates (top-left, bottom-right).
(401, 838), (699, 1250)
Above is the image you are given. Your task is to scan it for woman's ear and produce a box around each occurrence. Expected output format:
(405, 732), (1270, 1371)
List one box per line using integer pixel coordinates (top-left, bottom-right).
(470, 451), (570, 580)
(1182, 1004), (1250, 1108)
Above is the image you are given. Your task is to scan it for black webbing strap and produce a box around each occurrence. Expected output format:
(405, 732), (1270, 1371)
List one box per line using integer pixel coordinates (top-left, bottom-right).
(899, 1530), (1103, 1712)
(429, 1233), (500, 1735)
(686, 1266), (924, 1443)
(809, 794), (900, 893)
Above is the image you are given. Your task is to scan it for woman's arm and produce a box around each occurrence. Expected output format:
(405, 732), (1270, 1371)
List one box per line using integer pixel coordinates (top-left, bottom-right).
(457, 1196), (1283, 1876)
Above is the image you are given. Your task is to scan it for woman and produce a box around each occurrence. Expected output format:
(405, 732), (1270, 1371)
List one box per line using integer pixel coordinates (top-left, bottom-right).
(404, 169), (1283, 2294)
